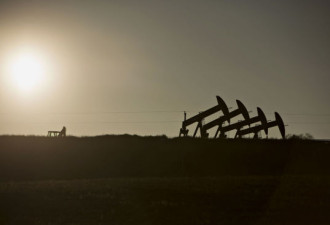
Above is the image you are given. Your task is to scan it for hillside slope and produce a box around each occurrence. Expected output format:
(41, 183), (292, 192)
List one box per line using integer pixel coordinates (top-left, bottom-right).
(0, 136), (329, 180)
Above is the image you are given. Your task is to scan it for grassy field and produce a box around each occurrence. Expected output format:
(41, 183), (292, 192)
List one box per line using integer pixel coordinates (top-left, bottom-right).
(0, 136), (329, 224)
(1, 176), (330, 225)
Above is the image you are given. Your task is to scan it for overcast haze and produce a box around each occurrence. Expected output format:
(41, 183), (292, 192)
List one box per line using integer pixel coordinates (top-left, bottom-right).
(0, 0), (329, 138)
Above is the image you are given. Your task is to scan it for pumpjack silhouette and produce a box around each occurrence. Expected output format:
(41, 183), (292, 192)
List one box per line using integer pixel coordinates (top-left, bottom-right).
(201, 99), (250, 138)
(179, 96), (230, 137)
(47, 126), (66, 137)
(179, 96), (285, 139)
(236, 112), (285, 139)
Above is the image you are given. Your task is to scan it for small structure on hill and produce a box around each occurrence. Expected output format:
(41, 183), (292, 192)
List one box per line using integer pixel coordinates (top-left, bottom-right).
(47, 126), (66, 137)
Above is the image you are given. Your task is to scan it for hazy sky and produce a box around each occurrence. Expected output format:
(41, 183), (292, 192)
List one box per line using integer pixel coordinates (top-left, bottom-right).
(0, 0), (329, 138)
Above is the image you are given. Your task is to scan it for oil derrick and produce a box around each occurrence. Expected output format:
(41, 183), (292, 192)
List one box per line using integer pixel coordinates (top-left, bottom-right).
(236, 112), (285, 139)
(218, 107), (268, 139)
(201, 100), (250, 138)
(179, 96), (230, 137)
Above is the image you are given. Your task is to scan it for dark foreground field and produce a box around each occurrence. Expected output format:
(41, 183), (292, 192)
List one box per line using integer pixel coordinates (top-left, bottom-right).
(0, 136), (329, 224)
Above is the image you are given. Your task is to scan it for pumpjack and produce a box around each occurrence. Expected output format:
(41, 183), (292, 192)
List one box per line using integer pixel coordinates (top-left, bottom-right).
(236, 112), (285, 139)
(211, 107), (268, 139)
(48, 126), (66, 137)
(201, 100), (250, 138)
(179, 96), (286, 139)
(179, 96), (230, 137)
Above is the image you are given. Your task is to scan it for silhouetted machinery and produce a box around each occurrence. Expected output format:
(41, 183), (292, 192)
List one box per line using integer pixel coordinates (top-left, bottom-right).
(47, 126), (66, 137)
(179, 96), (230, 137)
(201, 99), (250, 138)
(236, 112), (285, 139)
(180, 96), (286, 139)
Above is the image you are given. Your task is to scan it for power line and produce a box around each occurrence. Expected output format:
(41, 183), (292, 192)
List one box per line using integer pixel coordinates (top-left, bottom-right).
(0, 111), (186, 116)
(0, 120), (182, 124)
(282, 113), (330, 116)
(287, 122), (330, 124)
(1, 111), (330, 117)
(0, 120), (329, 125)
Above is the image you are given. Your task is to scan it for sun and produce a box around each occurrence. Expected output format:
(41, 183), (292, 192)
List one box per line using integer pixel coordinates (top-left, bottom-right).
(6, 50), (47, 93)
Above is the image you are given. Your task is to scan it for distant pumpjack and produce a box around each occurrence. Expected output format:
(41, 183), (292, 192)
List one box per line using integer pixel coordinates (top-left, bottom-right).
(236, 112), (285, 139)
(201, 100), (250, 138)
(47, 126), (66, 137)
(217, 107), (268, 139)
(179, 96), (230, 137)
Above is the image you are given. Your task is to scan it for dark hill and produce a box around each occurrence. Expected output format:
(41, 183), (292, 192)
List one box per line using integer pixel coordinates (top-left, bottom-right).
(0, 135), (329, 181)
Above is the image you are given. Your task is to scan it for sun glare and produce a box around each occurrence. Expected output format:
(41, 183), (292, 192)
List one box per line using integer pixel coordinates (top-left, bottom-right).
(6, 50), (47, 93)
